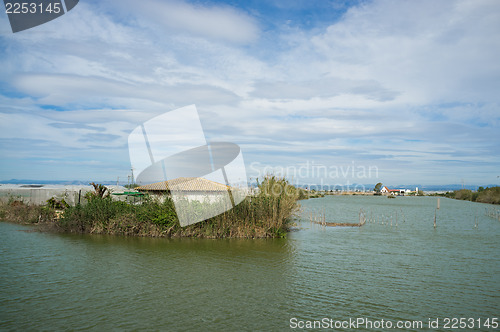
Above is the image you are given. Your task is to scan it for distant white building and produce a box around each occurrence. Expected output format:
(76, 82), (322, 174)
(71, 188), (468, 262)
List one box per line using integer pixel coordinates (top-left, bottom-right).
(380, 186), (390, 194)
(390, 189), (406, 195)
(136, 177), (246, 204)
(380, 186), (407, 195)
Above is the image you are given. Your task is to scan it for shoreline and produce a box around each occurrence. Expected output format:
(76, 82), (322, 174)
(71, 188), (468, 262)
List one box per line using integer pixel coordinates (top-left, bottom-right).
(0, 176), (300, 239)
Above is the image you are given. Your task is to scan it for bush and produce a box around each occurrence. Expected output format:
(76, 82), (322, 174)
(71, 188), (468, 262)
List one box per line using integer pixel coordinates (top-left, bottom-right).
(0, 200), (55, 224)
(455, 189), (473, 201)
(5, 176), (301, 238)
(135, 197), (177, 227)
(476, 187), (500, 204)
(60, 196), (130, 233)
(445, 187), (500, 205)
(297, 188), (308, 200)
(47, 197), (69, 210)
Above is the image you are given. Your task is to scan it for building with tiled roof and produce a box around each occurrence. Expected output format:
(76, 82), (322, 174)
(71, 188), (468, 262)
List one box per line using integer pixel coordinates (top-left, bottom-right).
(136, 177), (232, 193)
(380, 186), (411, 196)
(136, 177), (236, 205)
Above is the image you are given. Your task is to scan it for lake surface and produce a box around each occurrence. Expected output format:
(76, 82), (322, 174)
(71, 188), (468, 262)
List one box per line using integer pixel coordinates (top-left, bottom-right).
(1, 196), (499, 330)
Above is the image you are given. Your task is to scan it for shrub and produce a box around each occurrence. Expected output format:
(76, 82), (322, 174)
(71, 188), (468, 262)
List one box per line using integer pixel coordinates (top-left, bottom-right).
(455, 189), (473, 201)
(47, 197), (69, 209)
(445, 187), (500, 205)
(135, 197), (177, 227)
(6, 176), (301, 238)
(60, 196), (130, 233)
(0, 200), (55, 224)
(476, 187), (500, 204)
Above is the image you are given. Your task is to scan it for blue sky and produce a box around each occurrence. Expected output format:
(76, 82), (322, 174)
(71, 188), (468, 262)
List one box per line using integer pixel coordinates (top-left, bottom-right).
(0, 0), (499, 187)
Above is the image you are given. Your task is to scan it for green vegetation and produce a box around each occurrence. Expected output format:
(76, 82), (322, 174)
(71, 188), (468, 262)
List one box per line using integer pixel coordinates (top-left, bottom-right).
(47, 197), (69, 209)
(0, 176), (301, 238)
(0, 198), (55, 224)
(440, 186), (500, 205)
(373, 182), (383, 195)
(88, 182), (111, 199)
(296, 188), (325, 200)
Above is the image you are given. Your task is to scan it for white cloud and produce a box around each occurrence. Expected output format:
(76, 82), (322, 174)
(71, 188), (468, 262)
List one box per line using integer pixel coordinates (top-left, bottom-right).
(12, 73), (239, 107)
(307, 0), (500, 104)
(1, 0), (499, 184)
(116, 0), (259, 44)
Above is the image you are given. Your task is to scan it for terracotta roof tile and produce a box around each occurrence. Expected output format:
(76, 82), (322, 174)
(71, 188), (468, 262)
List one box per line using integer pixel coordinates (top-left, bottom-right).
(137, 177), (230, 192)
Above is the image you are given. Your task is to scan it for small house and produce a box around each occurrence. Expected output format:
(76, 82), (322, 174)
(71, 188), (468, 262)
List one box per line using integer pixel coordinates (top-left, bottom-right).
(380, 186), (407, 196)
(136, 177), (233, 203)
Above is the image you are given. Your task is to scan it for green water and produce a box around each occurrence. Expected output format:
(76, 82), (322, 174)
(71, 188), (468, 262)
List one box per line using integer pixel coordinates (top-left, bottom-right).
(1, 196), (499, 331)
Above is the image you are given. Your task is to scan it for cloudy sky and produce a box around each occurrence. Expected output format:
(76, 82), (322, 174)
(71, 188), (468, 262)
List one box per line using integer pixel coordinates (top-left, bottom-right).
(1, 0), (499, 187)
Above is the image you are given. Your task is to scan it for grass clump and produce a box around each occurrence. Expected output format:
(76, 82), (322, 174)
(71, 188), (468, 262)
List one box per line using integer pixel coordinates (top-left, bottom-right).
(39, 175), (300, 238)
(194, 175), (300, 238)
(0, 199), (55, 224)
(476, 187), (500, 204)
(1, 176), (300, 238)
(442, 186), (500, 205)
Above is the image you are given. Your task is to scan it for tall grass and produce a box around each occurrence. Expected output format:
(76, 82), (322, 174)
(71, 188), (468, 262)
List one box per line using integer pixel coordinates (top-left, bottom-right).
(47, 175), (300, 238)
(443, 187), (500, 205)
(0, 199), (55, 224)
(476, 187), (500, 204)
(189, 175), (300, 238)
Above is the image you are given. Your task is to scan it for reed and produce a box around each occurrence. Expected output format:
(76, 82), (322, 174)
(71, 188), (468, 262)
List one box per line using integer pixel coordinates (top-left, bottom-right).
(442, 187), (500, 205)
(0, 199), (55, 224)
(1, 176), (300, 239)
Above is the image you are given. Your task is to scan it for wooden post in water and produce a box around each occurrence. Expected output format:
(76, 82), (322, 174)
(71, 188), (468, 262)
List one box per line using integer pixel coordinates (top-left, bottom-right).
(358, 208), (366, 226)
(433, 209), (437, 229)
(437, 198), (440, 210)
(323, 207), (326, 227)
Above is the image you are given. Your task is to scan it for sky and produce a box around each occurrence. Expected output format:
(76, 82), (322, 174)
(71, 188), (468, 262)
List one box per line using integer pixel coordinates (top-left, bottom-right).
(0, 0), (499, 187)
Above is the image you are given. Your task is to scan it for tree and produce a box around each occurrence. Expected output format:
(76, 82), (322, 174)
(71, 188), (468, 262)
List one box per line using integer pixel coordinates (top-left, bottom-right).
(374, 182), (383, 193)
(88, 182), (111, 199)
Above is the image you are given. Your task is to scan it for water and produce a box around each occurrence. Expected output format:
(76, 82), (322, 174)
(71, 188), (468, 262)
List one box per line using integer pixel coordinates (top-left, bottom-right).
(1, 196), (499, 330)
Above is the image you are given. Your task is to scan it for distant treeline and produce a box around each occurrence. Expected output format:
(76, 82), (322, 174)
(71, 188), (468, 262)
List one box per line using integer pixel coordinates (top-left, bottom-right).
(0, 176), (301, 239)
(297, 188), (325, 200)
(436, 186), (500, 205)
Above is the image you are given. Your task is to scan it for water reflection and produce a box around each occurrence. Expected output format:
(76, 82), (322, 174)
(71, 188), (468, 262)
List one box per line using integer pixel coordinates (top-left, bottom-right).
(0, 224), (295, 330)
(1, 196), (499, 330)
